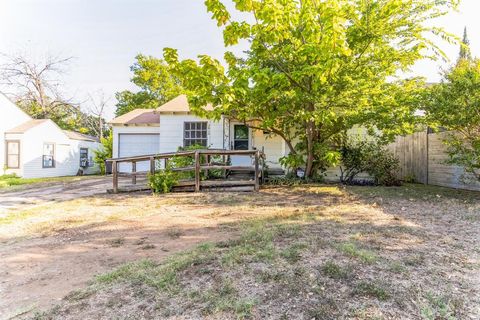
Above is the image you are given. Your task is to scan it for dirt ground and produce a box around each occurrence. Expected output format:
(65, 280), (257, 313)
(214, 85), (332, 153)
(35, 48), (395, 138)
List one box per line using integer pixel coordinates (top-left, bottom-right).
(1, 184), (479, 319)
(0, 176), (111, 213)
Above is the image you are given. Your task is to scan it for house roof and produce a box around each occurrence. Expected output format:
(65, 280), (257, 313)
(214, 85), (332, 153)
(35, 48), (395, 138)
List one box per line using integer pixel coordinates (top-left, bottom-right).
(63, 130), (100, 142)
(108, 109), (159, 125)
(156, 95), (214, 113)
(5, 119), (49, 133)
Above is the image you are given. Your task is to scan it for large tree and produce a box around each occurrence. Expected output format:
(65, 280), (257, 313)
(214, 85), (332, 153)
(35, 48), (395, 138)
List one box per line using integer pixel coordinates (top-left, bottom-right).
(0, 52), (104, 136)
(426, 58), (480, 181)
(164, 0), (456, 177)
(115, 54), (183, 116)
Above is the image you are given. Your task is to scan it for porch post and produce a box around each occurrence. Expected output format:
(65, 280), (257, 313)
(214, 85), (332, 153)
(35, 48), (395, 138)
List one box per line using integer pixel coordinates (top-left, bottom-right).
(112, 160), (118, 193)
(254, 150), (260, 191)
(194, 151), (201, 192)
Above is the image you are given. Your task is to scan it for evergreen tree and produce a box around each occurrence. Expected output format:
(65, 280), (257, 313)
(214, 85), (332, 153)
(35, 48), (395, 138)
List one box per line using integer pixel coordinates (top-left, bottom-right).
(458, 27), (472, 62)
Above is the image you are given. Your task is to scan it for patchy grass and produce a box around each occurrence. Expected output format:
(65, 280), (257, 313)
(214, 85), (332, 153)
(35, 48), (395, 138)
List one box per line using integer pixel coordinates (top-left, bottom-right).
(337, 241), (378, 264)
(321, 261), (352, 280)
(353, 280), (390, 301)
(0, 174), (98, 192)
(4, 183), (480, 319)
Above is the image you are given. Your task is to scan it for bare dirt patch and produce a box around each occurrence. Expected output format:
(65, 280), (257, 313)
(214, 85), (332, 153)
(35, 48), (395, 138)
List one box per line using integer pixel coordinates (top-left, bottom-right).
(1, 184), (479, 319)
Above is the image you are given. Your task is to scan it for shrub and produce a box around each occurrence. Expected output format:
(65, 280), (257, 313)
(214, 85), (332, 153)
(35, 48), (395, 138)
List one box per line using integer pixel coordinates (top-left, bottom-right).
(94, 131), (113, 174)
(148, 169), (178, 193)
(169, 144), (224, 180)
(340, 140), (401, 186)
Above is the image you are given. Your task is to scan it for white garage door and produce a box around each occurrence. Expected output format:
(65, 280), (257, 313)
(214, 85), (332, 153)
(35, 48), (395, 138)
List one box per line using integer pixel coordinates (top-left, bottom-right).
(118, 134), (159, 172)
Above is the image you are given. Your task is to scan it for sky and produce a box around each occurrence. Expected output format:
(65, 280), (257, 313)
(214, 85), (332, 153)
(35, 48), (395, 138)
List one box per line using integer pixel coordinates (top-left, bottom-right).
(1, 0), (480, 120)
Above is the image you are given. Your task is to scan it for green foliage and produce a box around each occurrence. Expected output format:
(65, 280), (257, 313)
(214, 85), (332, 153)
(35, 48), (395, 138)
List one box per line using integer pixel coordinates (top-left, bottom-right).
(148, 169), (178, 194)
(18, 100), (104, 137)
(340, 139), (401, 186)
(426, 58), (480, 181)
(93, 131), (113, 174)
(115, 54), (183, 116)
(458, 27), (471, 62)
(163, 0), (456, 177)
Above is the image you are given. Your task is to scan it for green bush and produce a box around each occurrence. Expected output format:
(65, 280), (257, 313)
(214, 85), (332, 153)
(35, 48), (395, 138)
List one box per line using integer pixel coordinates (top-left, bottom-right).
(148, 169), (178, 194)
(169, 144), (224, 180)
(94, 131), (113, 174)
(340, 140), (401, 186)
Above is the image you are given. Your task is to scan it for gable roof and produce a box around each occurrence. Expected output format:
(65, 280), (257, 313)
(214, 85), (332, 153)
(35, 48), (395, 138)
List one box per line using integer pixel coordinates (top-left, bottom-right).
(5, 119), (49, 133)
(156, 95), (214, 113)
(0, 92), (33, 121)
(108, 109), (159, 126)
(63, 130), (100, 142)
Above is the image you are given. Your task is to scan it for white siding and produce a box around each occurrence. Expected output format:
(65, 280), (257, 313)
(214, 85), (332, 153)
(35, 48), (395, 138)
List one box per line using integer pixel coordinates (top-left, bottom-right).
(0, 94), (32, 174)
(5, 121), (100, 178)
(252, 129), (285, 169)
(158, 114), (225, 153)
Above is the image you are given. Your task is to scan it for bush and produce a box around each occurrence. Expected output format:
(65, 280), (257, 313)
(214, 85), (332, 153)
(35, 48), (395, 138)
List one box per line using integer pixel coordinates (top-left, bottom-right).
(94, 131), (113, 174)
(148, 169), (178, 194)
(340, 140), (401, 186)
(169, 144), (224, 180)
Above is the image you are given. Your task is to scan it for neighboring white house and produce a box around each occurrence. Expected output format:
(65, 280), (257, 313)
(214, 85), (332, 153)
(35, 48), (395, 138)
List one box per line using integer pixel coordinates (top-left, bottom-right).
(1, 92), (101, 178)
(109, 95), (287, 172)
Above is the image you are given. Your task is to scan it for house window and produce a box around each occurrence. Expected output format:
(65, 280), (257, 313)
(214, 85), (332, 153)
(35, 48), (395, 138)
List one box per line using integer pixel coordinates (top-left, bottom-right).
(80, 148), (89, 167)
(233, 124), (249, 150)
(183, 121), (208, 147)
(6, 141), (20, 169)
(42, 143), (55, 168)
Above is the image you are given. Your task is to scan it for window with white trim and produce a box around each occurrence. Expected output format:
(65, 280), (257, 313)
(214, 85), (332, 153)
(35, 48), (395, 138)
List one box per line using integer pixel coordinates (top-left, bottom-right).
(43, 143), (55, 168)
(6, 141), (20, 169)
(183, 121), (208, 147)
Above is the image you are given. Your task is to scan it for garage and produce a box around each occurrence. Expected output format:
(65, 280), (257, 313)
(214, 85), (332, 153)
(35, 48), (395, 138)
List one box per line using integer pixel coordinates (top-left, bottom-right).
(118, 133), (160, 172)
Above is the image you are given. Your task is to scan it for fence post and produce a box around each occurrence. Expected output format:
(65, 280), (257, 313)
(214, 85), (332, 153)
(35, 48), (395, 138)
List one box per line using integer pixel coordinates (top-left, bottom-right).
(112, 160), (118, 193)
(195, 151), (201, 192)
(150, 157), (155, 175)
(254, 151), (260, 191)
(131, 161), (136, 185)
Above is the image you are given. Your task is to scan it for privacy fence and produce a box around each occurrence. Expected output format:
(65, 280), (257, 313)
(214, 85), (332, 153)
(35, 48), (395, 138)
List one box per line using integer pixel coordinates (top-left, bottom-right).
(387, 130), (480, 191)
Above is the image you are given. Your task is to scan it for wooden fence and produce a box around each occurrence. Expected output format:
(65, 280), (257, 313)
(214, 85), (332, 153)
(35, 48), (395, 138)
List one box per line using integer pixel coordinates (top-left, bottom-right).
(388, 130), (480, 191)
(106, 149), (263, 193)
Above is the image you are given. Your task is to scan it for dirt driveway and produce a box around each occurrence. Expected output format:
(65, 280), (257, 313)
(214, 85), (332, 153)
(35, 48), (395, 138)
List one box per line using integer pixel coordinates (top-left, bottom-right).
(0, 176), (112, 213)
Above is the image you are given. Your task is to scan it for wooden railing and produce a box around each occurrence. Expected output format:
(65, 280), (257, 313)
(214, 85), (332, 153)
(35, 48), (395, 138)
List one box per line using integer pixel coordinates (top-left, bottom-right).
(105, 149), (264, 193)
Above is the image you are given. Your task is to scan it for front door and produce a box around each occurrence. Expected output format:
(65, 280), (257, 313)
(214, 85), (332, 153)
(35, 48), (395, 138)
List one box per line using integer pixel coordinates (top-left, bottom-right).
(230, 124), (252, 166)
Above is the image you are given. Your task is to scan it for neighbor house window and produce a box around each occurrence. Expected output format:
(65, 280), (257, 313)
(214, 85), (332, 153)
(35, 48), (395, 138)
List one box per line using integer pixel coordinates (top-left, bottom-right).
(183, 121), (207, 147)
(80, 148), (89, 167)
(43, 143), (55, 168)
(6, 141), (20, 169)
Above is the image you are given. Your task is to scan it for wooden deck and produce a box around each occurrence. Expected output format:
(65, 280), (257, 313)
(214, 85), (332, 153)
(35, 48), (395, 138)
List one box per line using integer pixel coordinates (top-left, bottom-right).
(105, 149), (264, 193)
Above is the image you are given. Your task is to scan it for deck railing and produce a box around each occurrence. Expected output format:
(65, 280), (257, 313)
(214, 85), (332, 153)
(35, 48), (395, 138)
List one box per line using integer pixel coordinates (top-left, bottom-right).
(105, 149), (264, 193)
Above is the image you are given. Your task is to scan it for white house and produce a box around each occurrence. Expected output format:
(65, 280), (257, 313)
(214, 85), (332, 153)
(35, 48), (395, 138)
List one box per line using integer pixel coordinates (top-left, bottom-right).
(109, 95), (287, 172)
(1, 92), (101, 178)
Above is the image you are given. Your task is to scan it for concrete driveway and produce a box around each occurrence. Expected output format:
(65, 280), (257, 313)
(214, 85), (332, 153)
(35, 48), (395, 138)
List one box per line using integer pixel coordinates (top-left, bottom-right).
(0, 176), (112, 213)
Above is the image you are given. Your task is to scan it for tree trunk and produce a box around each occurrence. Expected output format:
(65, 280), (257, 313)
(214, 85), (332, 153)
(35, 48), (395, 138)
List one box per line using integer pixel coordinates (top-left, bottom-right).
(99, 117), (103, 140)
(305, 120), (315, 177)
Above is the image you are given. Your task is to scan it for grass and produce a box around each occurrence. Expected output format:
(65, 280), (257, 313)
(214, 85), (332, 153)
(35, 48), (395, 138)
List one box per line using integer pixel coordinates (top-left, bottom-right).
(5, 183), (480, 319)
(321, 261), (352, 280)
(353, 280), (390, 301)
(0, 174), (97, 191)
(420, 292), (460, 320)
(337, 242), (378, 264)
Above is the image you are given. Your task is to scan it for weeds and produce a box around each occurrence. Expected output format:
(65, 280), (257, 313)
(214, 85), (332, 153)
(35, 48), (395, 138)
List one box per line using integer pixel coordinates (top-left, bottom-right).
(321, 261), (352, 280)
(337, 242), (378, 264)
(353, 281), (390, 301)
